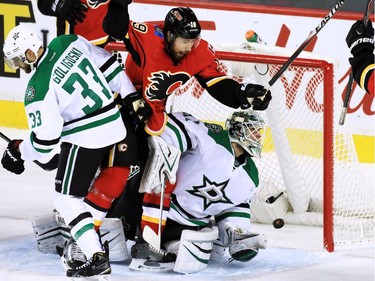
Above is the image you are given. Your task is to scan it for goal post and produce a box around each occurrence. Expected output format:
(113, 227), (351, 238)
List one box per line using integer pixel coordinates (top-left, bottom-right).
(105, 41), (374, 252)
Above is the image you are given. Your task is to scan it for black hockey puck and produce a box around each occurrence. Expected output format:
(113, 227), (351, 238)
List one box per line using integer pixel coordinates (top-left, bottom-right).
(273, 218), (284, 229)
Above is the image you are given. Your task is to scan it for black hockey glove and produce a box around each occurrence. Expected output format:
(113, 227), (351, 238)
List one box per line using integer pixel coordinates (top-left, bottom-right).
(122, 91), (152, 124)
(1, 140), (25, 175)
(252, 90), (272, 110)
(236, 83), (268, 110)
(346, 20), (374, 56)
(56, 0), (88, 25)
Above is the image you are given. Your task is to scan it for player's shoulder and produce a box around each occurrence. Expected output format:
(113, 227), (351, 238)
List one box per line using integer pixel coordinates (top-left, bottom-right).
(48, 34), (80, 50)
(194, 39), (217, 57)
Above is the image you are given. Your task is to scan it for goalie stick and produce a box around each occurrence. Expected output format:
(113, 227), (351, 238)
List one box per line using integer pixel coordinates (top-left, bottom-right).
(0, 131), (59, 171)
(339, 0), (374, 125)
(142, 172), (166, 250)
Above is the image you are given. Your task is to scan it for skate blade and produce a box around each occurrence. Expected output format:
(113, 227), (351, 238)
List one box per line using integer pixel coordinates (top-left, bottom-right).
(67, 274), (111, 281)
(129, 258), (174, 272)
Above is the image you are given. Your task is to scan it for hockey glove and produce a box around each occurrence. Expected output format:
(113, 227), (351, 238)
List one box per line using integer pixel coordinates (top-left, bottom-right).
(252, 89), (272, 110)
(236, 83), (269, 110)
(56, 0), (88, 25)
(1, 140), (25, 175)
(122, 91), (152, 124)
(346, 20), (374, 56)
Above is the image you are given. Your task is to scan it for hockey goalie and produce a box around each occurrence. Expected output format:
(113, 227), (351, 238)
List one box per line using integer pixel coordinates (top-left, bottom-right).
(130, 111), (267, 274)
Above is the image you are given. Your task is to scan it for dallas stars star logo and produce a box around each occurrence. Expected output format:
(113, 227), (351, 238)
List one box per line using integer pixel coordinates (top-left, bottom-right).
(187, 175), (233, 210)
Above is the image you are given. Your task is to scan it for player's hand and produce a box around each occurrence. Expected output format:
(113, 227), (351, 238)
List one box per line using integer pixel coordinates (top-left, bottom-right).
(236, 83), (269, 110)
(346, 20), (374, 56)
(252, 90), (272, 110)
(56, 0), (88, 25)
(239, 83), (267, 98)
(122, 91), (152, 124)
(1, 140), (25, 175)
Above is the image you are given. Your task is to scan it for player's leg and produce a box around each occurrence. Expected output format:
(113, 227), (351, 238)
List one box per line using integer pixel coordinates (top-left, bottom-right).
(84, 117), (139, 231)
(53, 142), (112, 277)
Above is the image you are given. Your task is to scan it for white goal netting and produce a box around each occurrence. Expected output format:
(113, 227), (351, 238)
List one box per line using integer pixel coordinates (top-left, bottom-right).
(106, 41), (374, 251)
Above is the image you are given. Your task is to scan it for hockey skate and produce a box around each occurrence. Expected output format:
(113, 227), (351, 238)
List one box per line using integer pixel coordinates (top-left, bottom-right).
(57, 237), (87, 270)
(129, 236), (176, 272)
(66, 250), (111, 278)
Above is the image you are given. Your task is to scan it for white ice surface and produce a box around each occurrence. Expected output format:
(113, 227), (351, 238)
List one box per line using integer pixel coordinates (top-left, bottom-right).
(0, 127), (374, 281)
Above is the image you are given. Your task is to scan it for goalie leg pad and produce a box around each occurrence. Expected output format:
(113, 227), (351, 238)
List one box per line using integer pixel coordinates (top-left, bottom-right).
(139, 136), (181, 194)
(31, 211), (70, 254)
(166, 226), (218, 274)
(100, 218), (129, 262)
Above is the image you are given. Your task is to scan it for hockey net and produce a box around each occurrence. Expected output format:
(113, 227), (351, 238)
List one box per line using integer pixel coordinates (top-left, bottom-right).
(105, 42), (374, 252)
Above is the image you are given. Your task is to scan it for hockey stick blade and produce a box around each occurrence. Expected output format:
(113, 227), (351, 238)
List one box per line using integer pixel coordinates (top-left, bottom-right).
(339, 0), (374, 125)
(267, 0), (347, 88)
(0, 131), (59, 171)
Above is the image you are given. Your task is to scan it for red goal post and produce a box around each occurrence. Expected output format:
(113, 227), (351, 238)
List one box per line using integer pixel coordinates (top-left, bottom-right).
(105, 41), (374, 252)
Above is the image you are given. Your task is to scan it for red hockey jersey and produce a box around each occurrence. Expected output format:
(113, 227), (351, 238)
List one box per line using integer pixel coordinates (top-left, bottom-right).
(125, 21), (226, 135)
(56, 0), (110, 45)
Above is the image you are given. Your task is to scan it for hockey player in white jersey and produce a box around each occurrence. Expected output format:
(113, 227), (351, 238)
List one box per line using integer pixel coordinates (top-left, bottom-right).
(1, 24), (137, 278)
(131, 111), (267, 273)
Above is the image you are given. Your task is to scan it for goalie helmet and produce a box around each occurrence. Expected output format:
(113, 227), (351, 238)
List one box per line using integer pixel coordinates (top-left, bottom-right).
(226, 111), (265, 158)
(3, 24), (42, 69)
(164, 7), (201, 40)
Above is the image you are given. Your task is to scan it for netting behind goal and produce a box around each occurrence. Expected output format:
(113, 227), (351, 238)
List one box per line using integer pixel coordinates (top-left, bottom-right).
(105, 42), (374, 252)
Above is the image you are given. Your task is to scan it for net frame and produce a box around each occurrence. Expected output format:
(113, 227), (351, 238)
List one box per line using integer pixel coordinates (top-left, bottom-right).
(105, 41), (374, 252)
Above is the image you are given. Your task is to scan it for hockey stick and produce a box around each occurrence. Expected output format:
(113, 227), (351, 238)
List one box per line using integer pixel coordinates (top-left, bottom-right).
(339, 0), (374, 125)
(267, 0), (347, 89)
(0, 131), (59, 171)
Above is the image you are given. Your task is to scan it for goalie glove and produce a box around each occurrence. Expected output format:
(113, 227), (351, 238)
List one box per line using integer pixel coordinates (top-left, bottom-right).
(236, 83), (272, 110)
(218, 222), (267, 262)
(346, 20), (374, 56)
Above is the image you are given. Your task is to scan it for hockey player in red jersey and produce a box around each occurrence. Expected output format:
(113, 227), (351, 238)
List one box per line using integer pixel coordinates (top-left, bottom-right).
(103, 4), (272, 136)
(345, 19), (374, 96)
(102, 3), (272, 263)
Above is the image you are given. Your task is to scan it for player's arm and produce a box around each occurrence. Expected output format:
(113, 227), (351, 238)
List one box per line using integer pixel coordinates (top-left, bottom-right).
(197, 73), (272, 111)
(346, 20), (374, 96)
(19, 91), (62, 161)
(102, 0), (132, 40)
(349, 52), (374, 96)
(103, 0), (142, 66)
(37, 0), (88, 25)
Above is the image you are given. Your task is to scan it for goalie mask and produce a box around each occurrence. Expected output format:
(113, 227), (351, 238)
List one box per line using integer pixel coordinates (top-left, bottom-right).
(226, 111), (265, 158)
(164, 7), (201, 42)
(3, 25), (42, 70)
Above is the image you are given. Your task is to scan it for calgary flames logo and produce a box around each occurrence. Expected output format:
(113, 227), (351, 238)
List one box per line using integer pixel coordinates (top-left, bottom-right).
(145, 71), (190, 101)
(86, 0), (109, 8)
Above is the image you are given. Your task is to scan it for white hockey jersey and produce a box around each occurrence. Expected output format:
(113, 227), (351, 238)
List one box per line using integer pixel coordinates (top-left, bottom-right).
(163, 112), (259, 227)
(19, 35), (136, 161)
